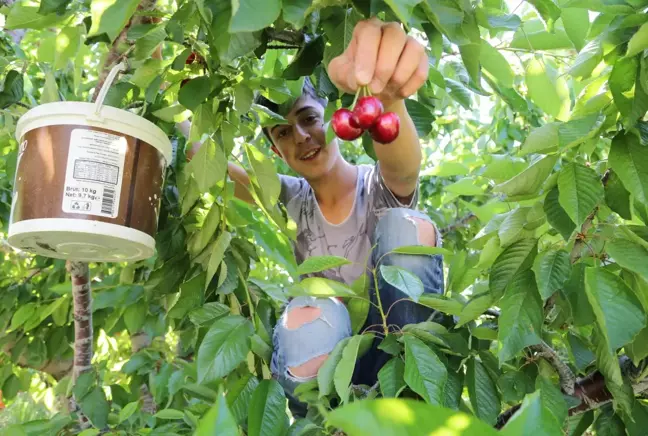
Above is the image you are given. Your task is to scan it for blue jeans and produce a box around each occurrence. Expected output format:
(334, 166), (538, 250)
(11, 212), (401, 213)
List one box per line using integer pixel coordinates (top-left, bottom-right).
(270, 208), (445, 415)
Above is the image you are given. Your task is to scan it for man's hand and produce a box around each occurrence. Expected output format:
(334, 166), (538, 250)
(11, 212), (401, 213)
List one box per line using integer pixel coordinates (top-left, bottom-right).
(327, 18), (428, 107)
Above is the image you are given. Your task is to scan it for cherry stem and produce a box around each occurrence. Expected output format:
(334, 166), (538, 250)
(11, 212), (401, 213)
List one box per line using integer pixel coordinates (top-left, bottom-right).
(351, 86), (363, 109)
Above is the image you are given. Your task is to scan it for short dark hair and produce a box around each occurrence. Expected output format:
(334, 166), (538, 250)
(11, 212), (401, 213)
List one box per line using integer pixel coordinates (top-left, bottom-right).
(255, 77), (327, 145)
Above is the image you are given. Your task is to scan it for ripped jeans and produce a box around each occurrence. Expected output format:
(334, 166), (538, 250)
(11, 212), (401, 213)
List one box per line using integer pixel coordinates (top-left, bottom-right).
(270, 208), (446, 415)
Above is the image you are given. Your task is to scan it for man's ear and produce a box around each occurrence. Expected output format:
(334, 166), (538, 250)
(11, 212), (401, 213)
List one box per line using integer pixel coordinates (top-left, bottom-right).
(271, 145), (283, 158)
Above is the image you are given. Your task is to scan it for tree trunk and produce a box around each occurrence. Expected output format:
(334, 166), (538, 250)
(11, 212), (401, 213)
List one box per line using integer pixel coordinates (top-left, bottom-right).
(131, 331), (157, 414)
(67, 260), (93, 429)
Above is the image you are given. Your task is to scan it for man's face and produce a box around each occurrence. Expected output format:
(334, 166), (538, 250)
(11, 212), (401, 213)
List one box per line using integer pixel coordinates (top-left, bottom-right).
(267, 94), (340, 181)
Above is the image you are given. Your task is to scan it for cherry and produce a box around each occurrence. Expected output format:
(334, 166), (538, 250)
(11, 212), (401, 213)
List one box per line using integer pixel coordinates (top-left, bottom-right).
(186, 52), (196, 64)
(352, 96), (383, 129)
(180, 78), (190, 88)
(369, 112), (400, 144)
(332, 108), (363, 141)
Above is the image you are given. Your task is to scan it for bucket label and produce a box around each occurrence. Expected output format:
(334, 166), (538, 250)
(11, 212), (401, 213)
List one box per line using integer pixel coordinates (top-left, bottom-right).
(62, 129), (127, 218)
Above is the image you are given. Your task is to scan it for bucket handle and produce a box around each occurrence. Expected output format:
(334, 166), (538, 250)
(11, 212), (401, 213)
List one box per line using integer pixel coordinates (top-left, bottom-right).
(91, 61), (127, 120)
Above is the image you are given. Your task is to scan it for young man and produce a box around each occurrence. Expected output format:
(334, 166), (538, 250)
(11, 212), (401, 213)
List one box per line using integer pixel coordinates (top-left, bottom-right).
(183, 18), (445, 414)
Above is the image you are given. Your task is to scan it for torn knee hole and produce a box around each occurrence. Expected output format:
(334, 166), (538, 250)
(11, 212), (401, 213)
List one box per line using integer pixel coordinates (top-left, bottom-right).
(286, 306), (321, 330)
(289, 353), (330, 378)
(409, 217), (437, 247)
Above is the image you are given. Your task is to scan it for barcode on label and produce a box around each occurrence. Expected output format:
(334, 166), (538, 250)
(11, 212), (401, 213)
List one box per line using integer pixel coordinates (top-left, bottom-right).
(101, 187), (115, 215)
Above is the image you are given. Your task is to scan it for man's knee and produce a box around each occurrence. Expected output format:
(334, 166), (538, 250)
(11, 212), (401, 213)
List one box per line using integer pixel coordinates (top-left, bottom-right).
(271, 297), (351, 388)
(374, 208), (441, 258)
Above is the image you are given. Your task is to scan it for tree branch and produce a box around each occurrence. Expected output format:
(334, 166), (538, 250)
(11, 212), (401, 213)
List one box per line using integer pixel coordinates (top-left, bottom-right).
(67, 260), (93, 430)
(440, 213), (477, 234)
(496, 355), (648, 429)
(529, 342), (576, 395)
(266, 28), (305, 45)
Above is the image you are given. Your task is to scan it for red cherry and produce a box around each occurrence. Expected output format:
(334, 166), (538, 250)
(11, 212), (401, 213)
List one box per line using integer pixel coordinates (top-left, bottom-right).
(186, 52), (196, 64)
(369, 112), (400, 144)
(332, 109), (363, 141)
(180, 78), (190, 88)
(352, 96), (383, 129)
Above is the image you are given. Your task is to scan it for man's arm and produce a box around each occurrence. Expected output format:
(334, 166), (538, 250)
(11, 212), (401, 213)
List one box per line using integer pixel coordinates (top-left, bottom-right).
(327, 19), (428, 201)
(176, 120), (256, 204)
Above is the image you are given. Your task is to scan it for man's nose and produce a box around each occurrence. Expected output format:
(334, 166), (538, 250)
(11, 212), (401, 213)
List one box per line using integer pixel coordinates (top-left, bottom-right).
(294, 124), (311, 144)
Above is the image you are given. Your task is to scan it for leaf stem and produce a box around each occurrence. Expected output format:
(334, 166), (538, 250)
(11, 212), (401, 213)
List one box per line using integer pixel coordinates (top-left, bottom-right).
(371, 267), (388, 335)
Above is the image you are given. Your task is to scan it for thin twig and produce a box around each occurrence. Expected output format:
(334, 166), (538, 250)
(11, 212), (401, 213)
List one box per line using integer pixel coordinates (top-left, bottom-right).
(530, 342), (576, 395)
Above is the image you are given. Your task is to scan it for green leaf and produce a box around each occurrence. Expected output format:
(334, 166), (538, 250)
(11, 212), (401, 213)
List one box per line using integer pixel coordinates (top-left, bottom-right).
(378, 357), (405, 398)
(567, 333), (595, 371)
(489, 238), (538, 298)
(327, 398), (500, 436)
(511, 24), (573, 50)
(494, 155), (559, 198)
(520, 123), (559, 156)
(282, 0), (312, 28)
(289, 277), (357, 298)
(466, 358), (500, 426)
(246, 143), (281, 207)
(557, 163), (604, 228)
(562, 263), (595, 326)
(0, 71), (24, 109)
(390, 245), (452, 256)
(10, 303), (36, 331)
(593, 404), (626, 436)
(627, 22), (648, 57)
(569, 39), (603, 79)
(559, 113), (605, 150)
(585, 268), (646, 351)
(501, 390), (564, 436)
(297, 256), (352, 276)
(178, 77), (212, 111)
(188, 138), (228, 192)
(54, 26), (82, 70)
(404, 99), (435, 137)
(189, 302), (230, 326)
(197, 315), (254, 383)
(334, 334), (373, 404)
(118, 401), (139, 424)
(379, 265), (424, 302)
(457, 294), (496, 327)
(230, 0), (281, 32)
(196, 388), (238, 436)
(88, 0), (141, 43)
(124, 299), (147, 333)
(384, 0), (422, 24)
(609, 131), (648, 205)
(73, 371), (96, 400)
(609, 56), (639, 119)
(526, 0), (562, 31)
(5, 3), (71, 30)
(79, 387), (109, 429)
(525, 57), (570, 120)
(498, 207), (531, 247)
(561, 8), (590, 51)
(206, 231), (232, 290)
(544, 186), (576, 241)
(605, 170), (633, 219)
(403, 335), (447, 405)
(498, 271), (543, 364)
(417, 294), (464, 316)
(39, 0), (72, 14)
(606, 239), (648, 281)
(480, 41), (514, 88)
(154, 409), (185, 419)
(318, 337), (351, 398)
(134, 25), (167, 60)
(248, 380), (289, 436)
(533, 249), (571, 301)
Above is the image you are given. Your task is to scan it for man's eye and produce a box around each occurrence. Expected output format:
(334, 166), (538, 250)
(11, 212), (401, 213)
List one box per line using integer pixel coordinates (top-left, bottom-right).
(304, 115), (317, 124)
(277, 129), (288, 138)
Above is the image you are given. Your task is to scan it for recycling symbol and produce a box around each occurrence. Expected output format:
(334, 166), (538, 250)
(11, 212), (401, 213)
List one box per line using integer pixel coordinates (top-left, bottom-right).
(72, 202), (80, 210)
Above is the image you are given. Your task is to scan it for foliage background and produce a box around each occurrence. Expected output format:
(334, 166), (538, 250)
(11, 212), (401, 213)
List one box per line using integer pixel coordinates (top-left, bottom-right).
(1, 0), (648, 434)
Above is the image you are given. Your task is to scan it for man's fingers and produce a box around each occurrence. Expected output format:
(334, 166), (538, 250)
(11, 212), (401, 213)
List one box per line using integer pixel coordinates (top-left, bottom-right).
(370, 23), (407, 95)
(328, 55), (354, 94)
(353, 19), (382, 86)
(386, 37), (425, 94)
(397, 53), (429, 98)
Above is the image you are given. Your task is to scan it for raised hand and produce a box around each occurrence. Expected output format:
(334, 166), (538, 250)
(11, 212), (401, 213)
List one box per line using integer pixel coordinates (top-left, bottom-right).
(327, 18), (429, 107)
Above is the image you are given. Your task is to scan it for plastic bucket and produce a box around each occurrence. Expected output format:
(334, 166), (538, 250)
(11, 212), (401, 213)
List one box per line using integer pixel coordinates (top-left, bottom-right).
(8, 63), (172, 262)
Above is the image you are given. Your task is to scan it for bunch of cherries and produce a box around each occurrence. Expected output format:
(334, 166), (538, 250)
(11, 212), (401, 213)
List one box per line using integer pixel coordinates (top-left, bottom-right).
(331, 87), (400, 144)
